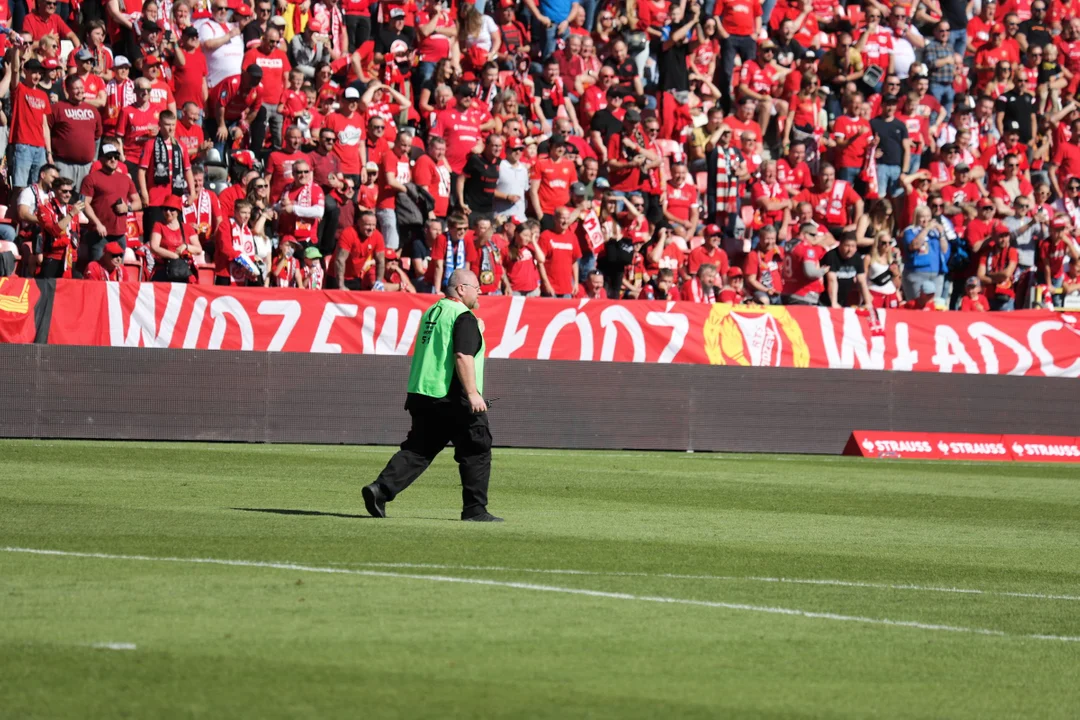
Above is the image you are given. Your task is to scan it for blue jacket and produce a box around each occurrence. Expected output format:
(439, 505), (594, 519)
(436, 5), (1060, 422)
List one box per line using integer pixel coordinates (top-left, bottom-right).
(902, 225), (950, 275)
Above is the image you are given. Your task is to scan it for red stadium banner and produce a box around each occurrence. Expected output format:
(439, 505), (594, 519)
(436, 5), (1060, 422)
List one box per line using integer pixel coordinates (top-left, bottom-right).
(26, 280), (1080, 377)
(0, 278), (41, 345)
(846, 432), (1080, 462)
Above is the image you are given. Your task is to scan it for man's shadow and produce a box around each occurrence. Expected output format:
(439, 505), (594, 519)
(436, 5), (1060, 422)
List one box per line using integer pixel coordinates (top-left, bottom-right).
(231, 507), (371, 520)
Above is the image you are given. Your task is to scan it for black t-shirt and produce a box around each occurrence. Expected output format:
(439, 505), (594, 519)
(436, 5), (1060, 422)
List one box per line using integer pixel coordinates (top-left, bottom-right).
(604, 57), (638, 91)
(941, 0), (968, 29)
(822, 248), (864, 306)
(996, 91), (1038, 143)
(590, 108), (623, 142)
(773, 39), (806, 69)
(1019, 20), (1051, 51)
(463, 153), (500, 214)
(243, 21), (268, 47)
(870, 117), (908, 166)
(374, 27), (415, 55)
(654, 37), (690, 93)
(533, 76), (560, 120)
(407, 309), (481, 408)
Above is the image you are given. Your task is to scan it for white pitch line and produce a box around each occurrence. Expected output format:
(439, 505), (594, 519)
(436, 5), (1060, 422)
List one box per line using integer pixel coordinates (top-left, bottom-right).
(89, 642), (136, 650)
(4, 547), (1079, 644)
(331, 561), (1080, 603)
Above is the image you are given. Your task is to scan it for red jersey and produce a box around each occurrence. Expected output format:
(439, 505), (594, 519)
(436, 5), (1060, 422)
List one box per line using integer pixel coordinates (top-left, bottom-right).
(138, 140), (192, 207)
(664, 181), (698, 222)
(116, 104), (160, 161)
(530, 157), (576, 215)
(832, 115), (871, 169)
(11, 83), (51, 148)
(687, 244), (730, 277)
(431, 107), (482, 173)
(243, 47), (291, 105)
(172, 48), (208, 108)
(148, 79), (174, 114)
(175, 120), (204, 163)
(412, 153), (452, 217)
(941, 181), (982, 236)
(265, 150), (306, 202)
(960, 294), (990, 311)
(277, 183), (326, 242)
(538, 229), (583, 295)
(776, 158), (813, 196)
(214, 77), (264, 123)
(376, 148), (412, 210)
(22, 12), (73, 42)
(332, 227), (386, 280)
(795, 180), (860, 227)
(782, 240), (825, 295)
(325, 111), (367, 176)
(744, 245), (785, 293)
(1038, 237), (1072, 279)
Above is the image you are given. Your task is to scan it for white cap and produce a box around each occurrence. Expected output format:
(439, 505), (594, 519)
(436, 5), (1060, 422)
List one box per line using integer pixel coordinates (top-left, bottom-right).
(365, 161), (379, 171)
(101, 143), (121, 156)
(114, 55), (131, 67)
(343, 87), (360, 99)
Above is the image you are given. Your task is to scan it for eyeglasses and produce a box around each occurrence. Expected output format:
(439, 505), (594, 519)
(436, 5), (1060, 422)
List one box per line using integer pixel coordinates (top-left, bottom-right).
(321, 136), (336, 143)
(1016, 204), (1031, 210)
(213, 4), (229, 11)
(344, 184), (356, 191)
(254, 183), (268, 189)
(371, 125), (385, 131)
(458, 283), (481, 291)
(56, 188), (72, 193)
(296, 169), (312, 175)
(931, 203), (944, 209)
(1006, 163), (1019, 168)
(646, 127), (659, 134)
(886, 81), (901, 87)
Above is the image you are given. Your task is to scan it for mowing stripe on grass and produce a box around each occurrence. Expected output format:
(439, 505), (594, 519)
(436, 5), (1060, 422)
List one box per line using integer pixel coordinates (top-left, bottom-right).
(5, 547), (1079, 644)
(334, 561), (1080, 602)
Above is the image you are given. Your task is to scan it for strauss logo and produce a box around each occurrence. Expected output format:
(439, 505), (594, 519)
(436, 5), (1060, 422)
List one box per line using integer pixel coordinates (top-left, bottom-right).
(702, 304), (810, 367)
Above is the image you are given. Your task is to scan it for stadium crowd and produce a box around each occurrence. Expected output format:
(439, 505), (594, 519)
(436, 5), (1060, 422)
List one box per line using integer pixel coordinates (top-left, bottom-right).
(3, 0), (1080, 309)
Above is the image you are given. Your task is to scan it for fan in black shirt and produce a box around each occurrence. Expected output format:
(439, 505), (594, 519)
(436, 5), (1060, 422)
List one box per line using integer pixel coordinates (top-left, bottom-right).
(590, 87), (628, 153)
(823, 235), (873, 308)
(458, 134), (504, 221)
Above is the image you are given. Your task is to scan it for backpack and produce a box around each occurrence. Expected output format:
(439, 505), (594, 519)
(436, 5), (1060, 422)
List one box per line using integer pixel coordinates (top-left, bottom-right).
(947, 235), (972, 276)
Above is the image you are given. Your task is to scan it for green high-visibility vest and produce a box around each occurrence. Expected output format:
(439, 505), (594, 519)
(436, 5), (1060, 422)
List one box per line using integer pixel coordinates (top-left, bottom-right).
(407, 298), (485, 398)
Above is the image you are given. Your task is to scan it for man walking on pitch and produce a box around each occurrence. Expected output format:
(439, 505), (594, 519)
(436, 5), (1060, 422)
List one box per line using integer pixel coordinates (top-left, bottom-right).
(363, 269), (502, 522)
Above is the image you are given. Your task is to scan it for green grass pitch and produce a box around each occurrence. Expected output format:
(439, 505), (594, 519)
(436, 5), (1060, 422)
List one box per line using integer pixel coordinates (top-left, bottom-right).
(2, 439), (1079, 719)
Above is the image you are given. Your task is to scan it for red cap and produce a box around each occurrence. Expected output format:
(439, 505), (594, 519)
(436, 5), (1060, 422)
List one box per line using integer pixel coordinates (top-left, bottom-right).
(704, 223), (722, 237)
(460, 71), (477, 82)
(384, 247), (399, 260)
(993, 221), (1010, 235)
(727, 267), (743, 278)
(42, 57), (60, 70)
(1052, 215), (1070, 229)
(499, 0), (515, 7)
(162, 195), (184, 211)
(103, 241), (125, 256)
(280, 234), (298, 245)
(232, 150), (257, 167)
(231, 0), (254, 16)
(143, 54), (162, 67)
(978, 198), (995, 209)
(506, 136), (524, 150)
(991, 22), (1005, 33)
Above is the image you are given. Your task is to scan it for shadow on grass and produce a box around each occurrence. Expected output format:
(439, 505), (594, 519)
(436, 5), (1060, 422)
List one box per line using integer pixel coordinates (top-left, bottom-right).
(231, 507), (371, 520)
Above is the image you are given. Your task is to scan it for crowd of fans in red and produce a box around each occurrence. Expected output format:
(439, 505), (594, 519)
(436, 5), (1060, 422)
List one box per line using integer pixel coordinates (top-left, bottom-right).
(2, 0), (1080, 310)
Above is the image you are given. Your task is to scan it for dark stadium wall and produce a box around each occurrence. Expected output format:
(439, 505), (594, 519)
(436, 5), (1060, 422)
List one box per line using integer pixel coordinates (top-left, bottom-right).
(3, 343), (1078, 454)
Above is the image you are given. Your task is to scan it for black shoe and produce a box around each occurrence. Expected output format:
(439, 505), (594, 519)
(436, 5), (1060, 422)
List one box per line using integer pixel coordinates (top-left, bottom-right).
(462, 512), (503, 522)
(362, 483), (387, 518)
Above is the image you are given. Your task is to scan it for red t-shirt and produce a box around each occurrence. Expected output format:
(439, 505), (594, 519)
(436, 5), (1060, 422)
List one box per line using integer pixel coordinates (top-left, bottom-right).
(717, 0), (761, 36)
(466, 236), (509, 294)
(940, 181), (982, 236)
(414, 8), (455, 62)
(783, 240), (824, 295)
(172, 48), (208, 108)
(80, 168), (137, 236)
(664, 181), (698, 222)
(377, 148), (412, 210)
(333, 227), (386, 282)
(11, 83), (52, 148)
(504, 244), (541, 292)
(530, 157), (576, 215)
(960, 294), (991, 311)
(116, 104), (160, 161)
(606, 133), (644, 192)
(325, 111), (367, 176)
(795, 180), (861, 227)
(22, 12), (72, 42)
(151, 221), (194, 259)
(138, 140), (191, 207)
(776, 158), (813, 196)
(214, 77), (264, 123)
(277, 183), (326, 241)
(148, 79), (174, 114)
(1039, 237), (1072, 279)
(175, 120), (204, 162)
(538, 229), (582, 295)
(744, 246), (785, 292)
(266, 150), (307, 202)
(243, 47), (291, 105)
(687, 244), (730, 277)
(49, 102), (102, 164)
(432, 108), (482, 173)
(831, 115), (871, 169)
(413, 153), (452, 217)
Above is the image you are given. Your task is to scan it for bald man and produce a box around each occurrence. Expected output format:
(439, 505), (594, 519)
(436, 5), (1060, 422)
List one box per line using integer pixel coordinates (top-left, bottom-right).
(363, 270), (502, 522)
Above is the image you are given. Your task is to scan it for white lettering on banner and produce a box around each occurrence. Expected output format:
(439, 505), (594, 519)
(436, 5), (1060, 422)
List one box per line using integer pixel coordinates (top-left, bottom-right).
(932, 325), (979, 373)
(645, 304), (688, 363)
(311, 303), (359, 353)
(891, 318), (919, 370)
(538, 306), (594, 360)
(489, 296), (529, 358)
(361, 306), (421, 354)
(182, 297), (209, 348)
(1027, 321), (1080, 377)
(599, 306), (646, 362)
(939, 441), (1008, 456)
(257, 300), (303, 352)
(1014, 442), (1080, 457)
(107, 283), (187, 348)
(873, 440), (934, 453)
(968, 322), (1033, 376)
(208, 297), (254, 350)
(818, 307), (886, 370)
